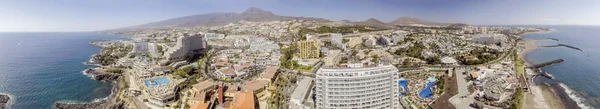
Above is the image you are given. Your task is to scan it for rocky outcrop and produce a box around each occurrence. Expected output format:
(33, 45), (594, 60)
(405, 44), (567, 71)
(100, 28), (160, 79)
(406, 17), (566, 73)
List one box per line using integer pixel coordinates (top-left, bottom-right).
(54, 100), (107, 109)
(54, 77), (124, 109)
(54, 100), (124, 109)
(84, 69), (121, 82)
(0, 94), (10, 108)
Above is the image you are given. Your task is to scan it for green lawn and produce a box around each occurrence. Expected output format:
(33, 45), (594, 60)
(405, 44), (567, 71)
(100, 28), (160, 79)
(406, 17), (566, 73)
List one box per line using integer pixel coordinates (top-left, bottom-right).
(515, 54), (525, 75)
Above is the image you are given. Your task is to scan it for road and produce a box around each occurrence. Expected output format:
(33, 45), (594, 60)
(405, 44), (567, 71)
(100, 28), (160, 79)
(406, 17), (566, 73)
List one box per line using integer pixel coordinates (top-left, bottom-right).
(124, 70), (149, 109)
(449, 68), (475, 109)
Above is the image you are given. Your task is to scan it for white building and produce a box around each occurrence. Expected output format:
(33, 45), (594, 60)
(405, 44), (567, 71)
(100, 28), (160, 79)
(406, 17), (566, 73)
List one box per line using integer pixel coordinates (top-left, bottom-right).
(365, 37), (377, 47)
(204, 33), (225, 40)
(391, 35), (405, 44)
(290, 77), (314, 109)
(315, 65), (400, 109)
(130, 42), (149, 56)
(164, 34), (206, 64)
(324, 50), (342, 66)
(330, 33), (346, 50)
(472, 34), (505, 45)
(378, 36), (392, 46)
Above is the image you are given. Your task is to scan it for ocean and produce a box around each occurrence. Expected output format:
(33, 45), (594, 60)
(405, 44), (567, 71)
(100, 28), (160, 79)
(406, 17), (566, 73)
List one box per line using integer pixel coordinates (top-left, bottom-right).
(0, 32), (125, 108)
(523, 25), (600, 108)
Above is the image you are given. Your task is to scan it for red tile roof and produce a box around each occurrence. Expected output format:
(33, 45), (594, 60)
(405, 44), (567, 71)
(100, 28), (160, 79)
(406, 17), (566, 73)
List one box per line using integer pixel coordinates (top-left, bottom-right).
(243, 80), (269, 92)
(262, 66), (278, 80)
(231, 91), (255, 109)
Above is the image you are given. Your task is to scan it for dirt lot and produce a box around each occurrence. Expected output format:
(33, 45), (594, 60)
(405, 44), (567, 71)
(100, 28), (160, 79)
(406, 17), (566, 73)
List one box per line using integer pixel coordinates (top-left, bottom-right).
(430, 72), (458, 109)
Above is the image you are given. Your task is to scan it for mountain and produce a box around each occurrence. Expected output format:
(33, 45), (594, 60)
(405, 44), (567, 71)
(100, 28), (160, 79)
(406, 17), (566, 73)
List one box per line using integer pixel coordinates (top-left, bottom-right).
(387, 17), (452, 27)
(137, 12), (239, 28)
(354, 18), (391, 28)
(125, 8), (462, 29)
(130, 7), (330, 28)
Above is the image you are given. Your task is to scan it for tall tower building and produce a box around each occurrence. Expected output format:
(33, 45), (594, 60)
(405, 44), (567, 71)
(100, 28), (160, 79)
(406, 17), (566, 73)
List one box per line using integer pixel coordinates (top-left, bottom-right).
(315, 65), (400, 109)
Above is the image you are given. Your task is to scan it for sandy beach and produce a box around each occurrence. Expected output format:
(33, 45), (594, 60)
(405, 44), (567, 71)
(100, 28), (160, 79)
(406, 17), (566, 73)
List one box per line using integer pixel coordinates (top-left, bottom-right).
(519, 39), (571, 109)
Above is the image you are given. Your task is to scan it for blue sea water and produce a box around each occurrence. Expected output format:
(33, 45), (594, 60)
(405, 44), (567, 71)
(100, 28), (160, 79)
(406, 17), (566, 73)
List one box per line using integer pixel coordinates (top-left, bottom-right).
(0, 32), (126, 108)
(522, 25), (600, 108)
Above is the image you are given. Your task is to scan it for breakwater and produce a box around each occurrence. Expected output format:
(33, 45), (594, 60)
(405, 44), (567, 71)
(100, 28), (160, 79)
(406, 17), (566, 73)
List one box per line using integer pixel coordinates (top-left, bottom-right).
(540, 71), (555, 79)
(529, 59), (564, 69)
(542, 44), (583, 51)
(547, 38), (560, 41)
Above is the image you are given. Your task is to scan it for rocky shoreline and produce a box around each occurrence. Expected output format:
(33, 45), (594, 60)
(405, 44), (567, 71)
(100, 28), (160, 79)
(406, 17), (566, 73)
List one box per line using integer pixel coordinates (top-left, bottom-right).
(53, 79), (124, 109)
(53, 41), (126, 109)
(0, 94), (10, 109)
(84, 68), (121, 82)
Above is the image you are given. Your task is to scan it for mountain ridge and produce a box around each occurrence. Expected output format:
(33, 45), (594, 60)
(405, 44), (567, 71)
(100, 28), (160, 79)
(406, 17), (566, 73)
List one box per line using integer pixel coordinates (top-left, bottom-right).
(127, 7), (459, 29)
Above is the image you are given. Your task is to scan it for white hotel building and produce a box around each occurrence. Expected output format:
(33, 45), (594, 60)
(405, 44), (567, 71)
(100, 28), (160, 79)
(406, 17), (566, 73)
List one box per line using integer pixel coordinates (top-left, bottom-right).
(163, 34), (206, 64)
(315, 65), (400, 109)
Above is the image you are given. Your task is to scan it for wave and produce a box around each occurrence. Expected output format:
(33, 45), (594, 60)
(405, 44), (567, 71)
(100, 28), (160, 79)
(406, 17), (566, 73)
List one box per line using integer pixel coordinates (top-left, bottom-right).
(558, 83), (593, 109)
(81, 68), (96, 78)
(91, 96), (109, 103)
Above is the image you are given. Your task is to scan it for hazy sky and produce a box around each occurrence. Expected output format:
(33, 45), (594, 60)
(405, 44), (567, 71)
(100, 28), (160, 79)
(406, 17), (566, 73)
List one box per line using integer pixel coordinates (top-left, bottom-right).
(1, 0), (599, 32)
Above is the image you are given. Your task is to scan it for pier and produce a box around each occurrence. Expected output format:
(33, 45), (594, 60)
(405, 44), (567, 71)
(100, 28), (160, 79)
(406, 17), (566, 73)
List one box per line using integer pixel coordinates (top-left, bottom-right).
(542, 44), (583, 51)
(529, 59), (564, 69)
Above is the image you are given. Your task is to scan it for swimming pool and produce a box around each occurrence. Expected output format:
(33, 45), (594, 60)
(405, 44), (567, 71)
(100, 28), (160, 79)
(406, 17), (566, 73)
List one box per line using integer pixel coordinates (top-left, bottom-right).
(398, 79), (408, 94)
(144, 77), (170, 87)
(398, 79), (409, 97)
(419, 82), (435, 99)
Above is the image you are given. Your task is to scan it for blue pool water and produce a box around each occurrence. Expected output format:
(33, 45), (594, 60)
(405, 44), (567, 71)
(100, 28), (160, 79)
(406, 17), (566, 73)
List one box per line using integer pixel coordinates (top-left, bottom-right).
(419, 82), (435, 99)
(144, 78), (170, 87)
(398, 79), (408, 94)
(398, 79), (409, 97)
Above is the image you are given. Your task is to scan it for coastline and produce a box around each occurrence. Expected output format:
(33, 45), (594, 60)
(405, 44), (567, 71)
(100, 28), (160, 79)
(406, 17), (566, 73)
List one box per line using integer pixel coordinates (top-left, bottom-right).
(519, 37), (582, 108)
(53, 40), (125, 109)
(520, 39), (560, 109)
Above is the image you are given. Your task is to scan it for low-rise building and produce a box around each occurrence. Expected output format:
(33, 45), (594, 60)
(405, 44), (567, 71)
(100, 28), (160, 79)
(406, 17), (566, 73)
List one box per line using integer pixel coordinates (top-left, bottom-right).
(217, 68), (236, 78)
(330, 33), (346, 50)
(378, 36), (392, 46)
(204, 33), (225, 40)
(365, 37), (377, 47)
(290, 77), (314, 109)
(230, 91), (256, 109)
(391, 35), (405, 44)
(242, 80), (270, 98)
(261, 66), (279, 82)
(324, 50), (342, 66)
